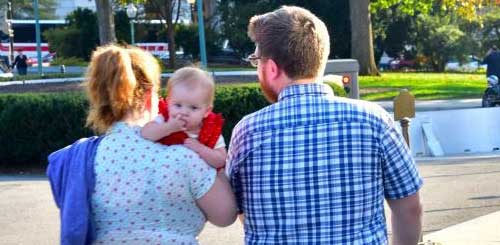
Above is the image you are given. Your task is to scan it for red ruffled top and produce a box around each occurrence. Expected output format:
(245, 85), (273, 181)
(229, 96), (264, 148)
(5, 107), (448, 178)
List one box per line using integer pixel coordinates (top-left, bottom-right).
(157, 98), (225, 149)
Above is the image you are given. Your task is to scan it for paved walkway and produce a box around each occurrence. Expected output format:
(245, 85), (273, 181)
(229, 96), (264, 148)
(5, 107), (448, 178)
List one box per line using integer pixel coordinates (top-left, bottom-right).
(423, 211), (500, 244)
(1, 157), (499, 244)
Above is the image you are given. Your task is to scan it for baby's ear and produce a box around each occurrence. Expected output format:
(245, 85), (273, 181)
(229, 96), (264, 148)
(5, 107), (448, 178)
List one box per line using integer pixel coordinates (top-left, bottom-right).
(204, 106), (213, 118)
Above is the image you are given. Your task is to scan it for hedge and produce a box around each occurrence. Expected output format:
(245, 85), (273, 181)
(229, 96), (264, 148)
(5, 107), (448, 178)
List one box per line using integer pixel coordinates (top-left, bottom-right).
(0, 82), (346, 168)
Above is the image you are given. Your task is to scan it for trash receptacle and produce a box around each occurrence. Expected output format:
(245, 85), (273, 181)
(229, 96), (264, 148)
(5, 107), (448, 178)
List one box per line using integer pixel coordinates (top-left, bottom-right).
(324, 59), (359, 99)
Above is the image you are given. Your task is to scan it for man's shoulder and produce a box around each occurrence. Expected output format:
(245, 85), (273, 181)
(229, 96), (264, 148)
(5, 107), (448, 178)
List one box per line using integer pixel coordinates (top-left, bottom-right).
(329, 96), (391, 122)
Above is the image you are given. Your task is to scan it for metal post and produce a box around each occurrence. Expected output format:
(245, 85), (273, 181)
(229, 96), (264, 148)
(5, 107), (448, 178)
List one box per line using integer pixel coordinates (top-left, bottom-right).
(400, 117), (411, 148)
(196, 0), (207, 69)
(7, 0), (14, 67)
(34, 0), (42, 75)
(130, 20), (135, 45)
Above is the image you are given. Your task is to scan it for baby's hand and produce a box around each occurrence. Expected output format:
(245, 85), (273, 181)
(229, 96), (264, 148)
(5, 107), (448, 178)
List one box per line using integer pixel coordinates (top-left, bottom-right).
(165, 114), (187, 132)
(184, 138), (203, 153)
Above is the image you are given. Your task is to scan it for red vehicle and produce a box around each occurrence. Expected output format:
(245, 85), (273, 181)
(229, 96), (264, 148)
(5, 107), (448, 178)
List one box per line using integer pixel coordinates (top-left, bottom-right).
(27, 52), (56, 66)
(390, 58), (416, 71)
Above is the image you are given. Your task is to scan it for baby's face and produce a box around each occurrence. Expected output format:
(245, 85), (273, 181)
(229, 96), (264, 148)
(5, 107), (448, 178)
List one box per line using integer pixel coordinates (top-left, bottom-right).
(168, 85), (211, 132)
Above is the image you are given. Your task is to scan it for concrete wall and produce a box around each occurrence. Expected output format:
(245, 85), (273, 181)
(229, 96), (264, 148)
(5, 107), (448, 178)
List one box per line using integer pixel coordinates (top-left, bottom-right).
(397, 107), (500, 156)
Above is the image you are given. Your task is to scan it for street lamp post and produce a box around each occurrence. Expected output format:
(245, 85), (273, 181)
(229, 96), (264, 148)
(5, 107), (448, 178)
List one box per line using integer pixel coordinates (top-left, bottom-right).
(7, 0), (14, 67)
(187, 0), (207, 69)
(126, 3), (137, 45)
(34, 0), (42, 75)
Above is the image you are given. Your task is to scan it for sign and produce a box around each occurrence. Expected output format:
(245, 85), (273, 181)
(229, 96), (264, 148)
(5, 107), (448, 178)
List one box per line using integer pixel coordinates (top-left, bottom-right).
(393, 89), (415, 121)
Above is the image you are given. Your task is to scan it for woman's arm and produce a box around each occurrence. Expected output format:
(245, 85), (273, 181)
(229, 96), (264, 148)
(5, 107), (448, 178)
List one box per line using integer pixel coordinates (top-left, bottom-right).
(196, 171), (237, 227)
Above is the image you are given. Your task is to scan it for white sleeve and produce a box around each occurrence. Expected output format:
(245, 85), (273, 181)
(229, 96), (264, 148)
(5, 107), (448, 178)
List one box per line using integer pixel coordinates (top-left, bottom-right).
(213, 135), (226, 149)
(153, 115), (165, 124)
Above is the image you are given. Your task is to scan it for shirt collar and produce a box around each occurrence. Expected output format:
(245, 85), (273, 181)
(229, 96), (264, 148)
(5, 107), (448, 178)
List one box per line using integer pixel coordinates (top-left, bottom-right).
(278, 83), (334, 101)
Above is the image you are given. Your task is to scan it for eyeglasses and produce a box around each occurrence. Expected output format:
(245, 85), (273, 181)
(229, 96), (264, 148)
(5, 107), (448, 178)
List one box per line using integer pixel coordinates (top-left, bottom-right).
(246, 54), (261, 67)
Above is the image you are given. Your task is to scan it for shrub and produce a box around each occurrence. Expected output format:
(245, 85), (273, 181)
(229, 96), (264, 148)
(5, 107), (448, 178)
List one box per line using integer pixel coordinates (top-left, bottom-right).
(0, 82), (345, 168)
(43, 8), (98, 61)
(0, 92), (91, 168)
(50, 57), (88, 66)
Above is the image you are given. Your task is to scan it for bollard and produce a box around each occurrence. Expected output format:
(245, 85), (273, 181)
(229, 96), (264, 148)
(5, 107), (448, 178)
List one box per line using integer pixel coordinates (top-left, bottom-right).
(400, 117), (411, 147)
(60, 64), (66, 74)
(393, 89), (415, 148)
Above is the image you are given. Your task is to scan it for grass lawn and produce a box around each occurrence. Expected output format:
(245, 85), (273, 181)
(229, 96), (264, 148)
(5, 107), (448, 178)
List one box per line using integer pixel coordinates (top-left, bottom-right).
(360, 72), (487, 101)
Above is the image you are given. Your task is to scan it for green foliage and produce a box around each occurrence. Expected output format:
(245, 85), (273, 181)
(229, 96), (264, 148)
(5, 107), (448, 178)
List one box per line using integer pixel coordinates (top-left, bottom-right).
(115, 10), (132, 44)
(481, 7), (500, 52)
(50, 57), (88, 66)
(360, 72), (486, 100)
(372, 6), (418, 59)
(415, 15), (474, 71)
(0, 0), (57, 19)
(217, 0), (351, 58)
(43, 8), (99, 61)
(0, 92), (92, 168)
(0, 82), (346, 167)
(174, 24), (222, 58)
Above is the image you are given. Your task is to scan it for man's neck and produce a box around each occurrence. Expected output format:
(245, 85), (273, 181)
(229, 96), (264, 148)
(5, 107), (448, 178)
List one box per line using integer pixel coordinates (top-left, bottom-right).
(294, 77), (320, 84)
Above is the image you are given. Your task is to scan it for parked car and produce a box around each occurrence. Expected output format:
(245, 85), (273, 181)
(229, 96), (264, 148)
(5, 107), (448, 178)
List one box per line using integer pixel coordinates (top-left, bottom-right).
(445, 56), (486, 72)
(390, 58), (416, 71)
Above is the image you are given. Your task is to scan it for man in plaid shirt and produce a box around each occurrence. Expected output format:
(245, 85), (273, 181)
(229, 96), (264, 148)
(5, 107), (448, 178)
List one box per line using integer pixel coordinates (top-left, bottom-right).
(226, 6), (423, 245)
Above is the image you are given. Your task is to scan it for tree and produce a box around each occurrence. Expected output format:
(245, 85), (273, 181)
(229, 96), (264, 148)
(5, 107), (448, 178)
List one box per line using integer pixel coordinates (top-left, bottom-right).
(349, 0), (378, 75)
(0, 0), (57, 19)
(44, 8), (99, 60)
(95, 0), (117, 45)
(218, 0), (351, 59)
(481, 6), (500, 52)
(352, 0), (489, 75)
(140, 0), (186, 68)
(416, 15), (472, 71)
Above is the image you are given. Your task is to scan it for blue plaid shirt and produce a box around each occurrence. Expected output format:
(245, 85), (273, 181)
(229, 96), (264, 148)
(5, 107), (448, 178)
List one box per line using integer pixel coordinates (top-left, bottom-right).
(226, 83), (423, 244)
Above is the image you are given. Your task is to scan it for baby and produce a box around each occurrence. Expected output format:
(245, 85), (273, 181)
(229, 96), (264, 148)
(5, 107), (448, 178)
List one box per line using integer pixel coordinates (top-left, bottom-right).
(141, 67), (226, 169)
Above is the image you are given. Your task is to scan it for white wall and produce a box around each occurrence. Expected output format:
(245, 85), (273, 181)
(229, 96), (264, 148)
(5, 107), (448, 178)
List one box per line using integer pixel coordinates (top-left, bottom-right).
(396, 107), (500, 156)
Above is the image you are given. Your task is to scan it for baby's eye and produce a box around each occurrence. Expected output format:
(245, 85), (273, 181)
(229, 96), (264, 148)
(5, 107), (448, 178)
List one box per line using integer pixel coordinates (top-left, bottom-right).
(190, 106), (199, 110)
(173, 103), (182, 108)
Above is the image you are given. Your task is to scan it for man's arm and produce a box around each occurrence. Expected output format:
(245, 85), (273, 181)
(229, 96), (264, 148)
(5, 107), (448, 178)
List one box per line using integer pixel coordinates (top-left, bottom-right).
(387, 192), (423, 245)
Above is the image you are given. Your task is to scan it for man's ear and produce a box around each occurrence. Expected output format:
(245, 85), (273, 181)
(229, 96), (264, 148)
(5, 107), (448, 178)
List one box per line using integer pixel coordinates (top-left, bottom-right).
(263, 58), (281, 81)
(204, 106), (213, 118)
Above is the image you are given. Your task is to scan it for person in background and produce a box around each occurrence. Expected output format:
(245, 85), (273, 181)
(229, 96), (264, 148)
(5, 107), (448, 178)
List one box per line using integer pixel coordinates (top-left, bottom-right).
(483, 45), (500, 78)
(11, 49), (28, 75)
(226, 6), (423, 244)
(47, 45), (236, 245)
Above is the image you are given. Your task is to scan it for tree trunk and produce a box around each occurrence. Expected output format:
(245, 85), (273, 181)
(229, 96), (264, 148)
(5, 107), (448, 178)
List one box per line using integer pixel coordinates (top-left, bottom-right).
(349, 0), (379, 76)
(95, 0), (116, 45)
(166, 22), (176, 68)
(165, 2), (176, 68)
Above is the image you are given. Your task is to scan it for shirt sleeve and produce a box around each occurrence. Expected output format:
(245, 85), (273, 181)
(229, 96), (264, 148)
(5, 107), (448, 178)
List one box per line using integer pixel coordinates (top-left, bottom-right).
(213, 135), (226, 149)
(153, 115), (165, 124)
(187, 151), (217, 199)
(225, 120), (249, 213)
(380, 116), (423, 200)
